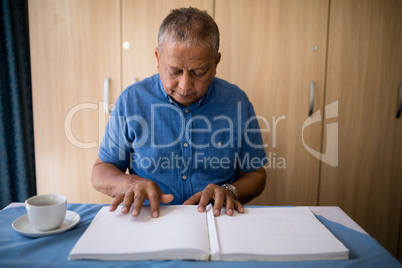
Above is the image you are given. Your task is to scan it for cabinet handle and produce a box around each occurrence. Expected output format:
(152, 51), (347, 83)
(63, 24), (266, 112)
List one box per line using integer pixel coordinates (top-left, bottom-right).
(397, 82), (402, 118)
(104, 77), (110, 115)
(309, 81), (315, 117)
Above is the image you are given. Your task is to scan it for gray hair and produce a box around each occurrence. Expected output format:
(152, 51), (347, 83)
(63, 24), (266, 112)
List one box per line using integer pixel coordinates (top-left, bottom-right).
(157, 7), (220, 57)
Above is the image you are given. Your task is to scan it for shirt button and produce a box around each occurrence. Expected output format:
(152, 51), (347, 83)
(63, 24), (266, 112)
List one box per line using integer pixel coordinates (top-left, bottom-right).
(183, 143), (189, 148)
(185, 109), (189, 113)
(217, 142), (222, 147)
(182, 175), (187, 180)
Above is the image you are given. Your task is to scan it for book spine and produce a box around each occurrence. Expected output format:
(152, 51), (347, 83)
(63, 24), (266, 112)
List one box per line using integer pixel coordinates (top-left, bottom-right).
(206, 204), (220, 260)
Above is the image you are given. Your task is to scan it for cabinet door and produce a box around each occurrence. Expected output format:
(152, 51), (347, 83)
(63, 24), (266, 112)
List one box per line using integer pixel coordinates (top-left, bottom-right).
(319, 0), (402, 256)
(122, 0), (214, 89)
(29, 0), (121, 203)
(215, 0), (329, 205)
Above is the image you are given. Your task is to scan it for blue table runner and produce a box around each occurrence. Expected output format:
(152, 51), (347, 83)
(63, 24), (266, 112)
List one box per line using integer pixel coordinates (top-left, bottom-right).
(0, 203), (400, 267)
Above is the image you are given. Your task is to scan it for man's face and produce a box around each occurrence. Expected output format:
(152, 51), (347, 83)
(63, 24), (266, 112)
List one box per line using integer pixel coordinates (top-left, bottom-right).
(155, 42), (221, 107)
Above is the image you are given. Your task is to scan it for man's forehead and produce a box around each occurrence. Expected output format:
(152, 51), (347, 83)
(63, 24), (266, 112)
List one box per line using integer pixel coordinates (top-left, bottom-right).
(168, 64), (208, 70)
(162, 41), (214, 58)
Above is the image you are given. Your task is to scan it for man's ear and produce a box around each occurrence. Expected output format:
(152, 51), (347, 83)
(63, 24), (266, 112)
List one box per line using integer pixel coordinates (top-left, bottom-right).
(215, 52), (221, 67)
(155, 47), (160, 71)
(213, 52), (221, 75)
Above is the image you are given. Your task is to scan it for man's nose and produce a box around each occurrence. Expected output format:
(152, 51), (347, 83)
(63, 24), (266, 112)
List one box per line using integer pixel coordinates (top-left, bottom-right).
(178, 72), (192, 91)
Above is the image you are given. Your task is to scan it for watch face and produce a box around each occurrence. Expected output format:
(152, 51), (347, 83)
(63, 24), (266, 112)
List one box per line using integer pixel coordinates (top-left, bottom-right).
(223, 184), (238, 200)
(227, 184), (236, 191)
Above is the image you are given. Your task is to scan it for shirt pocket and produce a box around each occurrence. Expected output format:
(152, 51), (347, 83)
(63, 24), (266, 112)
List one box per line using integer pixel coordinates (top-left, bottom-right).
(197, 138), (238, 178)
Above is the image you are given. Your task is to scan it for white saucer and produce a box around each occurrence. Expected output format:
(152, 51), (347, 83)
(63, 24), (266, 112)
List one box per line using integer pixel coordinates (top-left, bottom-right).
(12, 210), (80, 238)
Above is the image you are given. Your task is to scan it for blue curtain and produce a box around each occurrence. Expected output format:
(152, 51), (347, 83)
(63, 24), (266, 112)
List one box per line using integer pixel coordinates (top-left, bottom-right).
(0, 0), (36, 209)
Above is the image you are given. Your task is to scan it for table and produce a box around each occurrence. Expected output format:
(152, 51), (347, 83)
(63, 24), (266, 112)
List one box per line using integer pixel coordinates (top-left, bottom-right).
(0, 203), (400, 267)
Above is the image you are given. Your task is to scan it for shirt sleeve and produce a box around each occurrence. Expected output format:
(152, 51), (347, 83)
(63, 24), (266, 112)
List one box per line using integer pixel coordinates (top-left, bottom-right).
(98, 93), (132, 171)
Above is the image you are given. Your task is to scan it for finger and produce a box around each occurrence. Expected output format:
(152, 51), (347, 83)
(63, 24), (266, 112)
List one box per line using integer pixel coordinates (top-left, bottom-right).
(212, 190), (225, 216)
(160, 194), (174, 204)
(234, 200), (244, 214)
(132, 193), (145, 217)
(148, 191), (161, 218)
(198, 186), (214, 213)
(121, 191), (134, 214)
(183, 192), (201, 205)
(225, 195), (235, 216)
(110, 192), (125, 212)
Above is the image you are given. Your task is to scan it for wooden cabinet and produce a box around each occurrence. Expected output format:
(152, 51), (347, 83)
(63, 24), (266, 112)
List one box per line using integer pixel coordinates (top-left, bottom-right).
(319, 0), (402, 257)
(29, 0), (121, 203)
(215, 0), (329, 206)
(216, 0), (402, 258)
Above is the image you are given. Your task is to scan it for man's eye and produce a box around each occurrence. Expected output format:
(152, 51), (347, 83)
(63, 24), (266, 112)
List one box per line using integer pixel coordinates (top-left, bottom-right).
(193, 71), (206, 77)
(170, 70), (182, 76)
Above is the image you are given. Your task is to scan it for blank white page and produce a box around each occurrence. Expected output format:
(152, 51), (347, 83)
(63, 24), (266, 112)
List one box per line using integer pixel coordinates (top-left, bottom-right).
(213, 207), (349, 261)
(69, 205), (209, 261)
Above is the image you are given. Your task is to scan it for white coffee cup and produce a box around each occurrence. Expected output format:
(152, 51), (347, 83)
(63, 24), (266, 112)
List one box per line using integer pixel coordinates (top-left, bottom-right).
(25, 194), (67, 231)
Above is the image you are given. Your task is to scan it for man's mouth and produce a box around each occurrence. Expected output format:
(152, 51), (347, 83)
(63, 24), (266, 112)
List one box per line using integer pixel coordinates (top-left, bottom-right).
(176, 92), (192, 98)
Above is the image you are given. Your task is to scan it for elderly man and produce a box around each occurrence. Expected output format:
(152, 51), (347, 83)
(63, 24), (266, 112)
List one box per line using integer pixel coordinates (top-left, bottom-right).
(91, 7), (267, 218)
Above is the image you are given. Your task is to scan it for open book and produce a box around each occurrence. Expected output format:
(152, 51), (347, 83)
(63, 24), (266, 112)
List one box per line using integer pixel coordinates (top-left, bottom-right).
(69, 205), (349, 261)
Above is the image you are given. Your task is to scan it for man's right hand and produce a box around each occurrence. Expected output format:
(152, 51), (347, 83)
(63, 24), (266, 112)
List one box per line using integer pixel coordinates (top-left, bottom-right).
(91, 157), (174, 218)
(109, 177), (174, 218)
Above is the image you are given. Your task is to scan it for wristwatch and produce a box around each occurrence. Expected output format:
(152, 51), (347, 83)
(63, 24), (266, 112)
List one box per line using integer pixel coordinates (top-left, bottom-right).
(221, 183), (239, 200)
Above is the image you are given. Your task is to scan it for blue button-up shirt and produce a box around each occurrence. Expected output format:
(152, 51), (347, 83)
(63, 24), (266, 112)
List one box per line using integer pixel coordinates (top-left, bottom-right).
(99, 74), (267, 204)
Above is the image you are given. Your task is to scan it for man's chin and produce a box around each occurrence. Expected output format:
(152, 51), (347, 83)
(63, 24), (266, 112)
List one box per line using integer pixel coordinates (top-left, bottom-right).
(172, 95), (198, 107)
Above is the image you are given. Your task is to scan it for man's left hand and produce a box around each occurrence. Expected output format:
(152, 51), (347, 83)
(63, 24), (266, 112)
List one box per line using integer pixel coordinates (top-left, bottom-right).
(183, 183), (244, 216)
